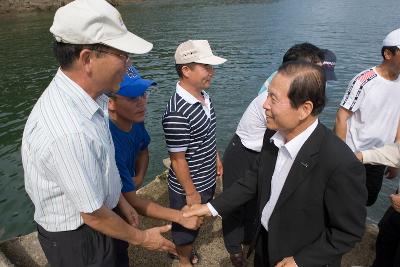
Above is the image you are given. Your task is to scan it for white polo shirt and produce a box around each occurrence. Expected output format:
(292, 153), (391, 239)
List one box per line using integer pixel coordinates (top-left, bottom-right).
(236, 90), (268, 152)
(22, 68), (121, 231)
(341, 67), (400, 152)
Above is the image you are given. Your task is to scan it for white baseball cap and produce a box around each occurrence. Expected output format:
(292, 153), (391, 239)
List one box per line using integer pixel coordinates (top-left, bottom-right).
(175, 40), (227, 65)
(382, 28), (400, 48)
(50, 0), (152, 54)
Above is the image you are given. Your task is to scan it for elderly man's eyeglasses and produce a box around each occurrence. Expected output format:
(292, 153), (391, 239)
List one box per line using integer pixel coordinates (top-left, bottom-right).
(93, 49), (130, 64)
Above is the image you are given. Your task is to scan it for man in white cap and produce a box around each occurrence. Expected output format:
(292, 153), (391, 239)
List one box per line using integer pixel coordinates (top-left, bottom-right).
(334, 28), (400, 207)
(162, 40), (226, 266)
(21, 0), (175, 266)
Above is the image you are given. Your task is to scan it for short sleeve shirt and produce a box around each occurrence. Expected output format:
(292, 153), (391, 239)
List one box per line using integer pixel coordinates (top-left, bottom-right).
(162, 83), (217, 194)
(236, 90), (268, 152)
(109, 121), (150, 192)
(340, 67), (400, 151)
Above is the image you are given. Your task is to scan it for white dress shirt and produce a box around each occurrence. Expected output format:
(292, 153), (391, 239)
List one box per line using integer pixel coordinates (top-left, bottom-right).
(22, 68), (121, 231)
(208, 119), (318, 223)
(261, 119), (318, 230)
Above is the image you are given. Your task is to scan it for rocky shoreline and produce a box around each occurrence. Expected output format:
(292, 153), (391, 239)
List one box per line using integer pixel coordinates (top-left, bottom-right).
(0, 170), (377, 267)
(0, 0), (142, 15)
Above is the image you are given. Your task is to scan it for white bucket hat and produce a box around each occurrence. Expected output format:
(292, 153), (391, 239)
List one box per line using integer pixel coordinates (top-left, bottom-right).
(175, 40), (227, 65)
(50, 0), (152, 54)
(382, 28), (400, 49)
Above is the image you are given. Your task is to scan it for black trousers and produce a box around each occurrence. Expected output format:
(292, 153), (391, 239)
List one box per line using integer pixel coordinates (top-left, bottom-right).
(254, 227), (269, 267)
(372, 206), (400, 267)
(113, 206), (130, 267)
(222, 134), (258, 254)
(37, 224), (117, 267)
(365, 164), (386, 206)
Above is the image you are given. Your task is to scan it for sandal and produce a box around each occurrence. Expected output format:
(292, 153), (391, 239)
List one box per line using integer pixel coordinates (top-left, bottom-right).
(190, 248), (200, 265)
(168, 248), (200, 264)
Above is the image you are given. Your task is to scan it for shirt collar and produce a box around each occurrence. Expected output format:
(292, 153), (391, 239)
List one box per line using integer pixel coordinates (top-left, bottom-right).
(176, 82), (209, 104)
(270, 119), (319, 159)
(55, 68), (107, 119)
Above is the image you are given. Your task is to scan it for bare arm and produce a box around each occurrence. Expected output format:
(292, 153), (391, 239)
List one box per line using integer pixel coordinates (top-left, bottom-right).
(170, 151), (201, 206)
(334, 107), (353, 141)
(123, 191), (202, 229)
(81, 205), (176, 254)
(216, 151), (223, 178)
(117, 193), (139, 227)
(134, 149), (149, 188)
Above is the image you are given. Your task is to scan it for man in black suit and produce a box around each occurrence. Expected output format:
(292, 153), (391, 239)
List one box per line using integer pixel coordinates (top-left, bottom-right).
(183, 61), (367, 267)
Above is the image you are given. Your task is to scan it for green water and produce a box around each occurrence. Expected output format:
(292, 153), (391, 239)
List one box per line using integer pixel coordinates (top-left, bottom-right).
(1, 0), (399, 241)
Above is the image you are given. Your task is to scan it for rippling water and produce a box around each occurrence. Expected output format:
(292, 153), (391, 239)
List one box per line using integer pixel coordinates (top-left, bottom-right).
(0, 0), (399, 241)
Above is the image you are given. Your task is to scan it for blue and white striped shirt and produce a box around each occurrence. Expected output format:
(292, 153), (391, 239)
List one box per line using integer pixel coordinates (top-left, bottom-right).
(22, 68), (121, 231)
(162, 83), (217, 194)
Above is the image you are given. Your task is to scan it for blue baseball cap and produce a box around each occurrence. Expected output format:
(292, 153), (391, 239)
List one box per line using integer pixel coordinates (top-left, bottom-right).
(116, 65), (157, 98)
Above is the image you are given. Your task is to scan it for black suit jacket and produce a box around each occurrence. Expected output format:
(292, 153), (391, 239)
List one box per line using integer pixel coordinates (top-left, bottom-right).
(212, 122), (367, 267)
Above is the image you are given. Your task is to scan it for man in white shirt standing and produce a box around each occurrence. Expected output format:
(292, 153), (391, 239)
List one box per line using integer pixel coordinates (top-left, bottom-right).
(334, 28), (400, 207)
(184, 61), (367, 267)
(21, 1), (175, 266)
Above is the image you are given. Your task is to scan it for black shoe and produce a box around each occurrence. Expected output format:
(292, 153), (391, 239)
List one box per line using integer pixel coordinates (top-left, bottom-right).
(229, 251), (246, 267)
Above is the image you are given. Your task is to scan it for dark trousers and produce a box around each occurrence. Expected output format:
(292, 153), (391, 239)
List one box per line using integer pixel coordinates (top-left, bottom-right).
(37, 224), (117, 267)
(372, 206), (400, 267)
(254, 227), (269, 267)
(222, 134), (258, 254)
(113, 206), (130, 267)
(365, 164), (386, 206)
(169, 185), (216, 246)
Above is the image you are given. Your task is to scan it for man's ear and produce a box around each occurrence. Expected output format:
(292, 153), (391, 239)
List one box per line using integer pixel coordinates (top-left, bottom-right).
(383, 48), (394, 61)
(79, 49), (93, 73)
(108, 98), (116, 112)
(181, 65), (191, 79)
(299, 100), (313, 120)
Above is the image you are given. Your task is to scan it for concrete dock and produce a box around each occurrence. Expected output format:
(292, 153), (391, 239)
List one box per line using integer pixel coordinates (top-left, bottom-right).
(0, 171), (377, 267)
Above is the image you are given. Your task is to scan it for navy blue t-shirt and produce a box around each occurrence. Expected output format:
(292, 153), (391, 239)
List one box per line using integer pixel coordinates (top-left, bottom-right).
(109, 120), (150, 192)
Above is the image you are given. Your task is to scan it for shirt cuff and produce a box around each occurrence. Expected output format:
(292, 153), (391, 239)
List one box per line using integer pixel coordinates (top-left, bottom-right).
(206, 203), (220, 217)
(361, 150), (373, 164)
(168, 147), (188, 153)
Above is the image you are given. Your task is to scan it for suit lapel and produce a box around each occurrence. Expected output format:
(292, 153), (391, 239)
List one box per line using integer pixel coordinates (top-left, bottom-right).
(273, 123), (326, 211)
(259, 138), (279, 210)
(257, 129), (279, 213)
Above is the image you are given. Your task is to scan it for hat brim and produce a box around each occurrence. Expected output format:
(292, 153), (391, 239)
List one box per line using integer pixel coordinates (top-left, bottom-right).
(195, 55), (227, 65)
(117, 79), (156, 98)
(102, 31), (153, 54)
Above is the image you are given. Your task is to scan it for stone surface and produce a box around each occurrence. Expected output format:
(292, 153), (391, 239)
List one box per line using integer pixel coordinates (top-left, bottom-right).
(0, 171), (379, 266)
(0, 0), (140, 15)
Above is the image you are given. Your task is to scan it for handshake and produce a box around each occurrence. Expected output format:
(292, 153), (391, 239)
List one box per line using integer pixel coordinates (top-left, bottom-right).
(178, 204), (213, 230)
